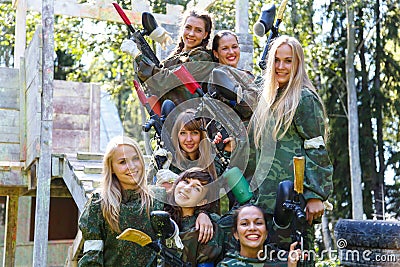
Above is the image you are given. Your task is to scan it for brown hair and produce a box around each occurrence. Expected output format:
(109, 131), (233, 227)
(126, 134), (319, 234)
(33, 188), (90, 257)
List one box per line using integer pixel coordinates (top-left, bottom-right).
(173, 10), (213, 54)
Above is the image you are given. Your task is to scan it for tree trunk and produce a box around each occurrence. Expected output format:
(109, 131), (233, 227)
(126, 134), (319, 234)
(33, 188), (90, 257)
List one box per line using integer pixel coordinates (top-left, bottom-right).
(373, 0), (385, 219)
(346, 0), (364, 219)
(321, 214), (333, 250)
(357, 7), (375, 219)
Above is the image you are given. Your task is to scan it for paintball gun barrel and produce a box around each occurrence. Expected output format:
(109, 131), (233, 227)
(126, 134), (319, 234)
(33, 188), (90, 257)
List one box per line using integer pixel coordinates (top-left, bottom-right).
(112, 2), (161, 67)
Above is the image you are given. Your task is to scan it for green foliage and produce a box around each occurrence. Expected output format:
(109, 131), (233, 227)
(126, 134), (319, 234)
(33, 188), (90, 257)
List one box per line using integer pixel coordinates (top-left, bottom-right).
(1, 0), (399, 223)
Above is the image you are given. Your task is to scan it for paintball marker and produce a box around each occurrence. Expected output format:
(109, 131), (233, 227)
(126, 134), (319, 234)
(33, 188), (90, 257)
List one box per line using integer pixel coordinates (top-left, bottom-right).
(118, 211), (190, 267)
(112, 2), (161, 67)
(273, 156), (306, 262)
(173, 65), (247, 166)
(256, 0), (289, 70)
(134, 80), (175, 169)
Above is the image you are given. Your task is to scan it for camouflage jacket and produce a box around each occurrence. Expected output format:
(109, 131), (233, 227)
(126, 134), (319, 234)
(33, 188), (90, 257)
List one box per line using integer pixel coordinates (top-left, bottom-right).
(78, 190), (163, 267)
(135, 47), (216, 105)
(166, 213), (224, 266)
(252, 88), (333, 214)
(217, 250), (287, 267)
(208, 65), (262, 121)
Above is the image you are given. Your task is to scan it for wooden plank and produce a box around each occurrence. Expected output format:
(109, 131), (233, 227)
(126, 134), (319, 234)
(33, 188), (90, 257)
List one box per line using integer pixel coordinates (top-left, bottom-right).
(3, 196), (19, 267)
(32, 0), (54, 262)
(53, 80), (90, 98)
(0, 144), (20, 162)
(53, 96), (90, 115)
(27, 0), (178, 25)
(65, 230), (83, 266)
(0, 187), (26, 196)
(52, 130), (89, 153)
(76, 152), (103, 161)
(89, 83), (100, 152)
(62, 157), (89, 212)
(53, 113), (89, 131)
(25, 72), (41, 167)
(24, 27), (42, 91)
(0, 127), (20, 143)
(0, 88), (19, 110)
(0, 110), (19, 128)
(20, 57), (27, 162)
(0, 167), (26, 187)
(0, 68), (19, 90)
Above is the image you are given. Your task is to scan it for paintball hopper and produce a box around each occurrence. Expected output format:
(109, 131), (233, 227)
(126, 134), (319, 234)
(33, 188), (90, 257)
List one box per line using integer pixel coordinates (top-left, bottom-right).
(253, 4), (276, 37)
(209, 68), (238, 101)
(223, 167), (253, 204)
(160, 99), (175, 124)
(142, 12), (158, 35)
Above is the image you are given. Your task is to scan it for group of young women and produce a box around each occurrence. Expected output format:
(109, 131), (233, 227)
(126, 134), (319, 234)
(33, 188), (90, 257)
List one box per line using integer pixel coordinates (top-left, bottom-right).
(78, 7), (333, 267)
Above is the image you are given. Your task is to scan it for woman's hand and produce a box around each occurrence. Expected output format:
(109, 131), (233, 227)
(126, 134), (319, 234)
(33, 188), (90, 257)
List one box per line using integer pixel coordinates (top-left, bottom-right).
(213, 132), (236, 152)
(288, 242), (302, 267)
(195, 212), (214, 244)
(305, 198), (324, 225)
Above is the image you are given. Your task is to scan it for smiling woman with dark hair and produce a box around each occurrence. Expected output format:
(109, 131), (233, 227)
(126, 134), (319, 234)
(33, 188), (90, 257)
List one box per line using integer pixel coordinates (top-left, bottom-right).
(217, 204), (301, 267)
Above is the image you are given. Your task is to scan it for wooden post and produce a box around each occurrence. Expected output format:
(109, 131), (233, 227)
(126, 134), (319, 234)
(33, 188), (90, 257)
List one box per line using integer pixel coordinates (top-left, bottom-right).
(2, 196), (19, 267)
(32, 0), (54, 266)
(235, 0), (249, 33)
(13, 0), (27, 69)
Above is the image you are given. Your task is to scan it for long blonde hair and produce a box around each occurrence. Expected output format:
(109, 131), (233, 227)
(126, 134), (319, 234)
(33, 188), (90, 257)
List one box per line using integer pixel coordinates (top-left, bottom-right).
(171, 109), (217, 177)
(252, 35), (327, 147)
(100, 136), (153, 233)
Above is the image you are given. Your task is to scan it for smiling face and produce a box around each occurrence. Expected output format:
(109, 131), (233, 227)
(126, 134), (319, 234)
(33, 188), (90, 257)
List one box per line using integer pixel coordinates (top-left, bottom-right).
(174, 177), (208, 209)
(178, 126), (201, 160)
(274, 43), (293, 88)
(111, 144), (143, 190)
(182, 16), (209, 51)
(234, 206), (268, 258)
(213, 34), (240, 67)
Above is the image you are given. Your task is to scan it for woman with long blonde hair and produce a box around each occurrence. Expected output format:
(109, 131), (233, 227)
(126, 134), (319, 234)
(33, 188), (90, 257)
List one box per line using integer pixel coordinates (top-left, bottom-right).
(250, 35), (333, 264)
(78, 136), (159, 266)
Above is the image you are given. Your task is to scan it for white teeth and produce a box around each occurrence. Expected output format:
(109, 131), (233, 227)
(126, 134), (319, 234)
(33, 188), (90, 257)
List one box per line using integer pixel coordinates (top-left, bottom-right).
(247, 234), (259, 239)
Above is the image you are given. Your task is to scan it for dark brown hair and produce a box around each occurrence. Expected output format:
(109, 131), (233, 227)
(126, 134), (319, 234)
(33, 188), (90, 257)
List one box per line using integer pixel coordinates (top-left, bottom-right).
(211, 30), (239, 62)
(165, 167), (215, 228)
(173, 10), (213, 54)
(232, 204), (268, 234)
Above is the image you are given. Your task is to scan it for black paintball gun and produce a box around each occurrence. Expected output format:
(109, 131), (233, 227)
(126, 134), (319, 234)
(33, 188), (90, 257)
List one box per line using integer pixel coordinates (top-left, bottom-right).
(112, 2), (161, 67)
(117, 211), (191, 267)
(134, 80), (175, 169)
(273, 156), (307, 264)
(173, 65), (247, 167)
(254, 0), (289, 70)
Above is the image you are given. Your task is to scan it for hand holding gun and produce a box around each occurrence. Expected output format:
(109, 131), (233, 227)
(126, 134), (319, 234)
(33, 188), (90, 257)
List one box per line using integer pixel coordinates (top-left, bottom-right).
(112, 2), (161, 67)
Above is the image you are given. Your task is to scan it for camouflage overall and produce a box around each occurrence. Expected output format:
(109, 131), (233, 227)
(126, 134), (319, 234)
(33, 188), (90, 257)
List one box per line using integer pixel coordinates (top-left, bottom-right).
(135, 47), (217, 105)
(78, 190), (163, 267)
(252, 88), (334, 266)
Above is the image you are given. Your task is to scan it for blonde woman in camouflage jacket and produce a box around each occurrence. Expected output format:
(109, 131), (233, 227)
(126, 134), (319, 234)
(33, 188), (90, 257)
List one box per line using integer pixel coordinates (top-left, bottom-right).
(250, 35), (333, 263)
(78, 136), (213, 267)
